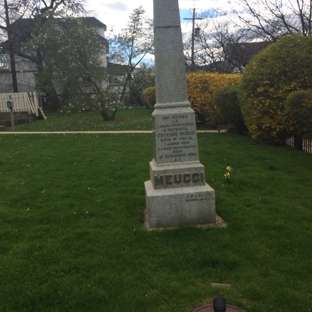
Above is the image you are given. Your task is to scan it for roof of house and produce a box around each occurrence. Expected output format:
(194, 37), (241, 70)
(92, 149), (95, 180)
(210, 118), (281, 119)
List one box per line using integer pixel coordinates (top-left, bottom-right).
(107, 62), (129, 76)
(82, 17), (107, 30)
(225, 41), (271, 66)
(1, 17), (107, 51)
(196, 41), (271, 73)
(8, 16), (107, 30)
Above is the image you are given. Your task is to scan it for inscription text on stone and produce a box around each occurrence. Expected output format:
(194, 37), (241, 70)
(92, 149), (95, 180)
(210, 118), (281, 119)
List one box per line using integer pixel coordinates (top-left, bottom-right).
(155, 113), (198, 163)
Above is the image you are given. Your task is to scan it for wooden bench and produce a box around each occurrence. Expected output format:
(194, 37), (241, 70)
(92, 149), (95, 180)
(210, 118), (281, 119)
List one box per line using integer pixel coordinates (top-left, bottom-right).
(217, 124), (236, 133)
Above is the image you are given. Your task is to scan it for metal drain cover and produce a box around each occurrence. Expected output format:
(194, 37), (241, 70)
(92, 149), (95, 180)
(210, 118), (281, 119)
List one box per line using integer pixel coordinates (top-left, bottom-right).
(191, 303), (247, 312)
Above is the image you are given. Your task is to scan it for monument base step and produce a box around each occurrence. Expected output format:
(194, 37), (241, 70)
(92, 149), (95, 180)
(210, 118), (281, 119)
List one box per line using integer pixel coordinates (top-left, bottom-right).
(144, 180), (216, 228)
(143, 210), (226, 230)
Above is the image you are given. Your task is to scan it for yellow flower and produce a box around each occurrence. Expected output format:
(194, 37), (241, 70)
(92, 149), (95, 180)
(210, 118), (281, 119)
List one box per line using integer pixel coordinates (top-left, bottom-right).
(226, 166), (232, 171)
(224, 172), (230, 179)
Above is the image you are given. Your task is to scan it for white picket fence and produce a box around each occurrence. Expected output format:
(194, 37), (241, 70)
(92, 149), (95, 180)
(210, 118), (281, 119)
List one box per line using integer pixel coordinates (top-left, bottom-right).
(0, 92), (41, 116)
(286, 135), (312, 154)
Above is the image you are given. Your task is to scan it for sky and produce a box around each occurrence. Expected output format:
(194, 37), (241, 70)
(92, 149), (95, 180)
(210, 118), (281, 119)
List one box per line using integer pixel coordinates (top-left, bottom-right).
(85, 0), (232, 36)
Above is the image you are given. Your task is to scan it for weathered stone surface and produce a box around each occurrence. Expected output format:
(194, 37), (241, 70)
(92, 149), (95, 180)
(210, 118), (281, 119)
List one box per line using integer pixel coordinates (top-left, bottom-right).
(153, 0), (187, 104)
(145, 0), (216, 228)
(153, 0), (180, 28)
(154, 29), (188, 104)
(149, 160), (205, 190)
(153, 105), (199, 164)
(145, 181), (216, 228)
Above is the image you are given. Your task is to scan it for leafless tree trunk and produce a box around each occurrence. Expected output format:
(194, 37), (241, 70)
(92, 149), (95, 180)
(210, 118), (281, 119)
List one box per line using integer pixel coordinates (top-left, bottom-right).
(2, 0), (19, 92)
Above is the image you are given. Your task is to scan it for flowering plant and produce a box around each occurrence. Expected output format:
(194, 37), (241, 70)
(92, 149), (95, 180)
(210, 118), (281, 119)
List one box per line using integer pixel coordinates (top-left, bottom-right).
(224, 159), (236, 185)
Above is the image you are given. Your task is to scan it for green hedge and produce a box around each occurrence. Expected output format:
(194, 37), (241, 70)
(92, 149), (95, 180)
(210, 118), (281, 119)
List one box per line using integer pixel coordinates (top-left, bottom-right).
(285, 90), (312, 135)
(239, 35), (312, 145)
(141, 87), (156, 110)
(213, 85), (247, 134)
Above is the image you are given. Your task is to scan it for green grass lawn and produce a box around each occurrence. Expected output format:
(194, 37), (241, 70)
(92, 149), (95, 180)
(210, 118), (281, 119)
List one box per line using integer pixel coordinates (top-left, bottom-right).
(1, 115), (312, 311)
(11, 108), (153, 131)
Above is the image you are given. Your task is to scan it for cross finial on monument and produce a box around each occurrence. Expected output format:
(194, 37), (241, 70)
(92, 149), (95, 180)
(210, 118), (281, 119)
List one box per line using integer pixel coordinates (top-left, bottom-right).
(144, 0), (216, 228)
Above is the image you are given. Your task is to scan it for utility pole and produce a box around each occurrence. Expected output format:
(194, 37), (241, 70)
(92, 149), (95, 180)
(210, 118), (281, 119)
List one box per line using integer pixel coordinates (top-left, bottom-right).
(184, 8), (202, 71)
(4, 0), (19, 92)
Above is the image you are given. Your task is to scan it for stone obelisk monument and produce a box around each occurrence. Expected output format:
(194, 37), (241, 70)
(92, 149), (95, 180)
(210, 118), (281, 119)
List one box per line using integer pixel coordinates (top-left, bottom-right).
(144, 0), (216, 228)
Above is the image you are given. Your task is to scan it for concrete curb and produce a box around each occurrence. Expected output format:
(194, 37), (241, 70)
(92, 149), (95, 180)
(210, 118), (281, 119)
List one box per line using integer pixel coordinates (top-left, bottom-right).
(0, 130), (221, 135)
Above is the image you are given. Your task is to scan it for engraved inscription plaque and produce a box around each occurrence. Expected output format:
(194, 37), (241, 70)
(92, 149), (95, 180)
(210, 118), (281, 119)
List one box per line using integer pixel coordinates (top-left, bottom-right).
(153, 110), (199, 164)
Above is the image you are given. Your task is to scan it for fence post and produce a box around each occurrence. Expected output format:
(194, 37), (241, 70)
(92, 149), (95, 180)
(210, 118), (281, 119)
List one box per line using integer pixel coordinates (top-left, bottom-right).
(7, 95), (15, 131)
(294, 136), (303, 151)
(33, 92), (39, 116)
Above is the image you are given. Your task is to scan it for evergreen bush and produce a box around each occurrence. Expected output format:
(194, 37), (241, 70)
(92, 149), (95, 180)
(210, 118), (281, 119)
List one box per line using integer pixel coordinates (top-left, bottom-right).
(141, 87), (156, 109)
(239, 35), (312, 145)
(187, 72), (241, 127)
(285, 90), (312, 135)
(213, 85), (247, 134)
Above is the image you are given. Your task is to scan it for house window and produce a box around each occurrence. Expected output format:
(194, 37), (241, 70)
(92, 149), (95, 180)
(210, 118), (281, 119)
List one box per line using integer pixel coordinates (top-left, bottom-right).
(109, 75), (121, 86)
(0, 53), (9, 71)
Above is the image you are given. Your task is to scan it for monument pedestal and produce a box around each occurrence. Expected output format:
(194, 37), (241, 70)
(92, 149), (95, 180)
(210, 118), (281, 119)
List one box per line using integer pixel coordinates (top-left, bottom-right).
(145, 103), (216, 229)
(145, 180), (215, 228)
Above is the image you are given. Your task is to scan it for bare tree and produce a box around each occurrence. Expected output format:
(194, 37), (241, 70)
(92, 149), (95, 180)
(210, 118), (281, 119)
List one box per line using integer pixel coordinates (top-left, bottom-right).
(108, 6), (153, 104)
(0, 0), (28, 92)
(184, 0), (311, 73)
(183, 9), (256, 73)
(231, 0), (312, 41)
(22, 0), (85, 17)
(182, 1), (312, 74)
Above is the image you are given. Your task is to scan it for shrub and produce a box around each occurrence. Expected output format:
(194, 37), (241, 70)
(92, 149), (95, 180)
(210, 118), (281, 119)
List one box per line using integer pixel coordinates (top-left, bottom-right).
(285, 90), (312, 135)
(239, 35), (312, 145)
(213, 85), (247, 134)
(187, 72), (241, 127)
(141, 87), (156, 110)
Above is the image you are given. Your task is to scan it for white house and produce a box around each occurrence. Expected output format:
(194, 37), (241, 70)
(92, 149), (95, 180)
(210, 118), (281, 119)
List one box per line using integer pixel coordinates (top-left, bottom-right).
(0, 17), (109, 93)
